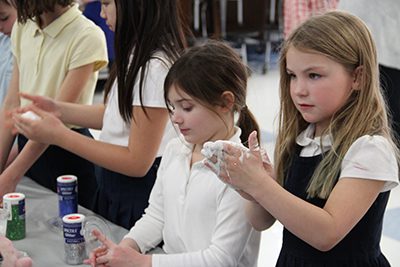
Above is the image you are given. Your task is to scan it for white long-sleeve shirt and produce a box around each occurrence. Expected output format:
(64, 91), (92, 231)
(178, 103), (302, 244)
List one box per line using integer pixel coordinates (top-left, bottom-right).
(124, 128), (260, 267)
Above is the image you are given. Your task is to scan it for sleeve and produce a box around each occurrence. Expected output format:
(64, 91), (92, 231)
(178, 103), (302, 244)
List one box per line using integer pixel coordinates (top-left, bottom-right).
(132, 56), (170, 108)
(122, 142), (172, 252)
(152, 187), (259, 267)
(68, 24), (108, 71)
(340, 135), (399, 192)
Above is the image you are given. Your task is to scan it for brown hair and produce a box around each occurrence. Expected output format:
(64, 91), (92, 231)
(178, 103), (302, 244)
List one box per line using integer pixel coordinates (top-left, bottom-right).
(12, 0), (74, 23)
(164, 41), (260, 145)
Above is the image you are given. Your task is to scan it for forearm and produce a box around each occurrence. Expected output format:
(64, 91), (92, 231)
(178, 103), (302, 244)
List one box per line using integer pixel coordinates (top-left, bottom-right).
(119, 238), (141, 252)
(56, 128), (155, 176)
(249, 175), (334, 250)
(59, 102), (105, 130)
(245, 200), (276, 231)
(2, 140), (48, 181)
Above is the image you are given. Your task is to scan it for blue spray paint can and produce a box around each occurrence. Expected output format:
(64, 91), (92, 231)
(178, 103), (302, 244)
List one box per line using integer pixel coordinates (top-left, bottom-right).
(57, 175), (78, 218)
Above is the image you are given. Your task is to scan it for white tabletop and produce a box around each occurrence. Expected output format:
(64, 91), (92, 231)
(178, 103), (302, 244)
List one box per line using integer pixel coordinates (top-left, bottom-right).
(13, 177), (128, 266)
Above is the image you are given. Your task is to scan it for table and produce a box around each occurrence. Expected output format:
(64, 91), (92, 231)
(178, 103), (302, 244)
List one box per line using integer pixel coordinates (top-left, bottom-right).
(12, 177), (129, 266)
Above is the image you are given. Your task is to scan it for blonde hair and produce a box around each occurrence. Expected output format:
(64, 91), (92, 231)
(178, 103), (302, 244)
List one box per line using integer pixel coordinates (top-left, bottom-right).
(275, 11), (398, 198)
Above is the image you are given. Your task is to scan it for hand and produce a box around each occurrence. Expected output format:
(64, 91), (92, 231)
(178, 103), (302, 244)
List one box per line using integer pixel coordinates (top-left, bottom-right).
(18, 93), (61, 118)
(84, 229), (151, 267)
(12, 105), (66, 145)
(0, 236), (32, 267)
(213, 131), (274, 193)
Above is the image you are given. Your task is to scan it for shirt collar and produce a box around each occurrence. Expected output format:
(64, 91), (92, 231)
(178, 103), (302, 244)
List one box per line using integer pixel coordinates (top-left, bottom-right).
(180, 126), (243, 156)
(296, 124), (333, 149)
(32, 4), (81, 38)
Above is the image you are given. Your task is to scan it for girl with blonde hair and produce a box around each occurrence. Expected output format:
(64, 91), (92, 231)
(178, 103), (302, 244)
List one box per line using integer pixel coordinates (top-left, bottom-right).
(206, 11), (399, 266)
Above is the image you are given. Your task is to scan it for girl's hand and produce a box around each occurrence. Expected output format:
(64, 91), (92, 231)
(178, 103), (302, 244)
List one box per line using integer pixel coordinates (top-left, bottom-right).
(18, 93), (61, 118)
(12, 105), (65, 145)
(0, 236), (33, 267)
(219, 131), (274, 193)
(85, 229), (151, 267)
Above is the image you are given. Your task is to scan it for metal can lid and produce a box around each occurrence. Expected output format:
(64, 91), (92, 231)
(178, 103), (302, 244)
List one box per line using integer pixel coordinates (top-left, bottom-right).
(62, 213), (85, 224)
(3, 193), (25, 202)
(57, 175), (78, 183)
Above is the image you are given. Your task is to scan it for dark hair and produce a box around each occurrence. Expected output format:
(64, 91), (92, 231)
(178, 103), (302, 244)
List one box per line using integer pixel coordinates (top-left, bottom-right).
(12, 0), (74, 23)
(103, 0), (187, 123)
(164, 41), (260, 145)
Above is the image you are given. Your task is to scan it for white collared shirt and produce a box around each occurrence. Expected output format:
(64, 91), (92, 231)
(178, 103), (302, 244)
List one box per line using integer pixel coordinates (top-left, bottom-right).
(296, 124), (399, 192)
(125, 127), (260, 267)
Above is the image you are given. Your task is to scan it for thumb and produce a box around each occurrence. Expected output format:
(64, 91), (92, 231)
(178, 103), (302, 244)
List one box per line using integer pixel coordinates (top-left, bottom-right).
(248, 131), (260, 153)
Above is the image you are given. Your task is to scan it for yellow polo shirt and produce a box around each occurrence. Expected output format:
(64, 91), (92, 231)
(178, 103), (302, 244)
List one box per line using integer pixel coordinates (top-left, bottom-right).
(11, 4), (108, 107)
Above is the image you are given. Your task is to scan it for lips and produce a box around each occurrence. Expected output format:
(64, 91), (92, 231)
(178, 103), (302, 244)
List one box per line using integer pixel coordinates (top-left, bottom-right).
(180, 128), (189, 135)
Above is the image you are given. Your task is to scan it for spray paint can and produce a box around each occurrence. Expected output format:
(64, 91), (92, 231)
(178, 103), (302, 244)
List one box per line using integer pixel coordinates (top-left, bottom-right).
(57, 175), (78, 218)
(62, 213), (86, 265)
(3, 193), (25, 240)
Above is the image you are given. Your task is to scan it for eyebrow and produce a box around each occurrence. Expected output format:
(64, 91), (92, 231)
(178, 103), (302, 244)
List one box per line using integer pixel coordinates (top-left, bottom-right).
(286, 66), (326, 73)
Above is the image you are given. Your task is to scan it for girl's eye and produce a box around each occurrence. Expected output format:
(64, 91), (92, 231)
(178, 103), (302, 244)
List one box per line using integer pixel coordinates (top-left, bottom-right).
(309, 73), (321, 80)
(0, 16), (8, 22)
(182, 106), (193, 112)
(287, 72), (296, 80)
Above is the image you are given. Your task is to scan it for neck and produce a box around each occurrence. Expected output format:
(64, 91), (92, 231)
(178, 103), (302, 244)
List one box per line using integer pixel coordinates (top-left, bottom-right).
(39, 4), (71, 28)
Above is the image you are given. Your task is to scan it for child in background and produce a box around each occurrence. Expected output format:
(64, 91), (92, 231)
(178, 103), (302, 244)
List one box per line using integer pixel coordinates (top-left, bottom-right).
(12, 0), (186, 229)
(0, 0), (16, 105)
(86, 41), (260, 267)
(207, 11), (399, 266)
(283, 0), (337, 38)
(0, 0), (18, 168)
(0, 0), (108, 210)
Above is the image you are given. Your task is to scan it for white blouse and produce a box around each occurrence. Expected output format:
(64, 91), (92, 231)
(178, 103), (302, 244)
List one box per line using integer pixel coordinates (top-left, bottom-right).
(296, 124), (399, 192)
(124, 128), (260, 267)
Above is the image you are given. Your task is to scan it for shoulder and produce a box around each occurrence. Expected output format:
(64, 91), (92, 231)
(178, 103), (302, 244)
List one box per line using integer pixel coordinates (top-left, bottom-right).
(147, 52), (172, 73)
(341, 135), (399, 191)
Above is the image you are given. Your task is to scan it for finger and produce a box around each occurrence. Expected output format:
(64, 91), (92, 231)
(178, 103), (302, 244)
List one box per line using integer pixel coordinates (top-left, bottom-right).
(92, 229), (115, 249)
(248, 131), (260, 152)
(222, 143), (242, 158)
(19, 92), (38, 103)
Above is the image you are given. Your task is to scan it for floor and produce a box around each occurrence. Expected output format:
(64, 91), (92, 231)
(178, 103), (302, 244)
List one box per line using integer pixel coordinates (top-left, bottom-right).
(92, 55), (400, 267)
(246, 68), (400, 266)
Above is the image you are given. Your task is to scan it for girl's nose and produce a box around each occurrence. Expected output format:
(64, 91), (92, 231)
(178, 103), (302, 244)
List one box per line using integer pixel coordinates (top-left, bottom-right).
(100, 7), (106, 19)
(291, 79), (308, 96)
(171, 112), (183, 125)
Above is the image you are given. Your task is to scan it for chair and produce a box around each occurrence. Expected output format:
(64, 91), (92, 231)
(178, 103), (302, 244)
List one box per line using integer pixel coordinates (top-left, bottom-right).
(218, 0), (282, 73)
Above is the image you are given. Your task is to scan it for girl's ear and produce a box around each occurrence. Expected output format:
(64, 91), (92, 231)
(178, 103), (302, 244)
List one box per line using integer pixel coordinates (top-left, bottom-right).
(220, 91), (235, 112)
(351, 66), (363, 91)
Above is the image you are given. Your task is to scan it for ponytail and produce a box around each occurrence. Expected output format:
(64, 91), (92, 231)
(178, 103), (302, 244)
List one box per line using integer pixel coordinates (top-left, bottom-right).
(237, 106), (260, 146)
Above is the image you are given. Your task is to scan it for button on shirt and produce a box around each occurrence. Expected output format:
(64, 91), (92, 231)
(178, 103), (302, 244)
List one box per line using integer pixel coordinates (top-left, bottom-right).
(125, 128), (260, 267)
(297, 124), (399, 192)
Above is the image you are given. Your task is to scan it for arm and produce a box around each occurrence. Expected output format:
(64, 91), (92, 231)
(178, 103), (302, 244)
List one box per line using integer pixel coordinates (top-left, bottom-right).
(252, 175), (384, 251)
(245, 200), (276, 231)
(17, 105), (169, 176)
(0, 59), (19, 172)
(222, 137), (392, 251)
(1, 63), (95, 195)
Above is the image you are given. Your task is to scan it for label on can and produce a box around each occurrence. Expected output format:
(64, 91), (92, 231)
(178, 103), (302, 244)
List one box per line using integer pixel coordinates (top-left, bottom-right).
(3, 193), (26, 240)
(57, 176), (78, 218)
(62, 214), (85, 244)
